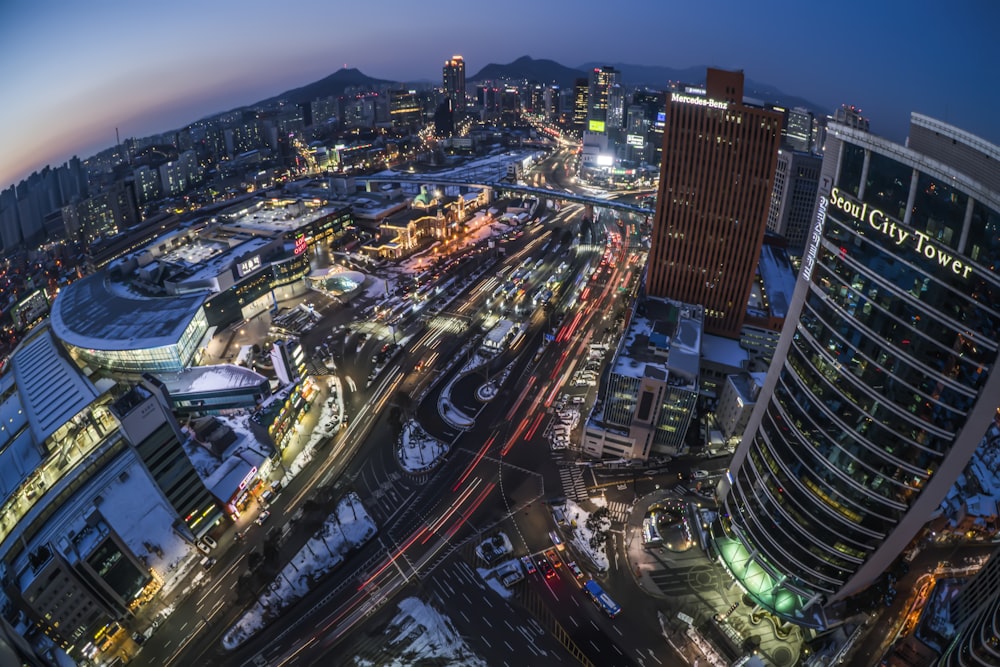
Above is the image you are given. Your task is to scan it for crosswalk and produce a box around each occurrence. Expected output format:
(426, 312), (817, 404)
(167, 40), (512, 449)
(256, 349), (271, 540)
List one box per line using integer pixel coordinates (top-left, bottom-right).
(606, 500), (630, 524)
(558, 466), (588, 501)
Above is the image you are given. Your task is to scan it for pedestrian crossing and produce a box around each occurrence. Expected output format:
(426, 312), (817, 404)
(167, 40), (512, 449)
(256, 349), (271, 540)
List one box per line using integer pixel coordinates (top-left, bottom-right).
(606, 500), (630, 524)
(558, 467), (588, 501)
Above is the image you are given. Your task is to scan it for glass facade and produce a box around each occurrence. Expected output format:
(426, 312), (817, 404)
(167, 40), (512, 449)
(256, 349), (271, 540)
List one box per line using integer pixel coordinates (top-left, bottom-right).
(716, 122), (1000, 628)
(68, 308), (208, 375)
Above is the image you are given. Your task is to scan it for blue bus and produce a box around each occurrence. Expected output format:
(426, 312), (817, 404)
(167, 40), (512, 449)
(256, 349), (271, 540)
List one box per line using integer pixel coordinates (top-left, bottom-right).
(583, 580), (621, 618)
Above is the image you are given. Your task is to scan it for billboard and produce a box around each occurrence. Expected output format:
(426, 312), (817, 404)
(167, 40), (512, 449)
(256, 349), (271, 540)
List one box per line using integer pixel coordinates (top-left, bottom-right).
(588, 119), (606, 133)
(626, 134), (644, 147)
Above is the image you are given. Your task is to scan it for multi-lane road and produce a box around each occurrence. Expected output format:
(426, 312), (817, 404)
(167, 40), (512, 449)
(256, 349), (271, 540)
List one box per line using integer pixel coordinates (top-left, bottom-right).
(132, 147), (684, 666)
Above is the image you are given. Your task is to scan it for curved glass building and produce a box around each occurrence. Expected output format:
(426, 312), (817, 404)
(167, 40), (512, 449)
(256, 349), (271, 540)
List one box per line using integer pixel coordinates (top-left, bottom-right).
(714, 114), (1000, 628)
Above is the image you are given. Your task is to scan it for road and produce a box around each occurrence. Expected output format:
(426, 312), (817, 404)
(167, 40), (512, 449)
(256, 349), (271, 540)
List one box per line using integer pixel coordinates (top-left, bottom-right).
(133, 145), (676, 667)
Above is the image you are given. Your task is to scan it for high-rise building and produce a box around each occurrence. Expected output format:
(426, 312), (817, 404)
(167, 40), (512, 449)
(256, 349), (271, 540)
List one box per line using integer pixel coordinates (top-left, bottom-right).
(784, 107), (814, 152)
(647, 68), (782, 338)
(389, 89), (421, 130)
(572, 78), (589, 130)
(766, 150), (823, 255)
(586, 66), (622, 133)
(443, 55), (466, 110)
(714, 113), (1000, 629)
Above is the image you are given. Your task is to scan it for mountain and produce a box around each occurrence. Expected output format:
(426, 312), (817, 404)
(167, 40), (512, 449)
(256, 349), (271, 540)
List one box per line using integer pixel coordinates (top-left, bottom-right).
(256, 68), (393, 107)
(469, 56), (585, 87)
(578, 61), (827, 116)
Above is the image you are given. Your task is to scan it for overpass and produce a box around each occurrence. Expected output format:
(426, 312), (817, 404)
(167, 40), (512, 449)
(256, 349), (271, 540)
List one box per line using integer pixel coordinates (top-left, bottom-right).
(359, 173), (653, 217)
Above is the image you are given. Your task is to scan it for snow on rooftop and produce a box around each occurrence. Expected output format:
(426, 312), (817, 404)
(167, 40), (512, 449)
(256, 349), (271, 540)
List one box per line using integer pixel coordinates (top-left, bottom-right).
(88, 459), (192, 590)
(611, 298), (702, 386)
(182, 414), (273, 502)
(155, 364), (268, 396)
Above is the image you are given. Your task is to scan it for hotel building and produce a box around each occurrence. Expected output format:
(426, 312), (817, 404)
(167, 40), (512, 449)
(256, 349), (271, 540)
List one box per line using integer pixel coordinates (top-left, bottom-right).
(714, 114), (1000, 628)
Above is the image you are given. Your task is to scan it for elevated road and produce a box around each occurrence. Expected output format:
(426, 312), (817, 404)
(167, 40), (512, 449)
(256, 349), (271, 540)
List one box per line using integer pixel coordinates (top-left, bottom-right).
(359, 173), (653, 216)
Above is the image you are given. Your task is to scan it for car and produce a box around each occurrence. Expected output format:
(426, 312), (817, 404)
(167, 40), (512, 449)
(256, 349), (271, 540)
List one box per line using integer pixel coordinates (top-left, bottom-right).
(255, 510), (271, 526)
(195, 540), (211, 555)
(520, 555), (537, 575)
(691, 469), (710, 480)
(200, 556), (217, 570)
(199, 535), (217, 550)
(544, 548), (561, 567)
(567, 561), (585, 580)
(536, 555), (557, 579)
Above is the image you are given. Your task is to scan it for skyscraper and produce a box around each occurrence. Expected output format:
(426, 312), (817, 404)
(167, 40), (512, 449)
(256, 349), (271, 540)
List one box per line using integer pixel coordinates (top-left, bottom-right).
(573, 77), (589, 130)
(647, 68), (782, 338)
(586, 66), (622, 133)
(443, 55), (466, 110)
(714, 113), (1000, 629)
(766, 150), (823, 255)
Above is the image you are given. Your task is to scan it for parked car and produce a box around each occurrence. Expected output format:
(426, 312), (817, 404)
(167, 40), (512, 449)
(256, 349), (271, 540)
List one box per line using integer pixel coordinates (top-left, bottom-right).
(200, 535), (217, 550)
(195, 540), (211, 555)
(691, 469), (710, 480)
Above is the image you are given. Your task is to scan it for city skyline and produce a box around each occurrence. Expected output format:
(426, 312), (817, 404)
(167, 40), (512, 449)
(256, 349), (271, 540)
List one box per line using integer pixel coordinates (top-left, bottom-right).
(1, 0), (994, 188)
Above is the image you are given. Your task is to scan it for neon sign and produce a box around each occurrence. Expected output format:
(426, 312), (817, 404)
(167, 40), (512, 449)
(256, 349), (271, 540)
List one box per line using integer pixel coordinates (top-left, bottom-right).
(672, 94), (728, 110)
(802, 196), (827, 281)
(829, 188), (973, 279)
(238, 466), (258, 491)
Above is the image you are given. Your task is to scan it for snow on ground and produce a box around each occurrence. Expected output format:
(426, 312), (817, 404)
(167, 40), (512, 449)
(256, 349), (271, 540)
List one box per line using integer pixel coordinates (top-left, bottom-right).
(475, 565), (517, 600)
(397, 419), (449, 473)
(93, 459), (195, 595)
(222, 492), (377, 649)
(563, 499), (611, 572)
(354, 597), (487, 667)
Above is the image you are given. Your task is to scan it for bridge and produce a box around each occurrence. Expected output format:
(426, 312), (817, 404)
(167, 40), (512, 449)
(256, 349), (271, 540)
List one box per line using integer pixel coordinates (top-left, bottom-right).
(359, 172), (653, 217)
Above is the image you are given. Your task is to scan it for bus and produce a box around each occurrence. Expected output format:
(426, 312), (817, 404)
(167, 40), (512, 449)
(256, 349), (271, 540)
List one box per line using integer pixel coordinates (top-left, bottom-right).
(583, 580), (621, 618)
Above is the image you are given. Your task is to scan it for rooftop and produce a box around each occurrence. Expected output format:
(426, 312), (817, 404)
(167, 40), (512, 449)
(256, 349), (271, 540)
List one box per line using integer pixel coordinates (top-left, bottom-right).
(51, 271), (207, 351)
(612, 297), (702, 388)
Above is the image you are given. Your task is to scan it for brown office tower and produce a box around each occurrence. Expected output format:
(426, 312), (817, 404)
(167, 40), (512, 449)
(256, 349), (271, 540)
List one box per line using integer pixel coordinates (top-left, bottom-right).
(647, 68), (782, 337)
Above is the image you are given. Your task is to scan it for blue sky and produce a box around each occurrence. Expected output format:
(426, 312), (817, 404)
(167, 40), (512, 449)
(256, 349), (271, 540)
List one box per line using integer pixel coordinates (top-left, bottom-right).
(0, 0), (994, 186)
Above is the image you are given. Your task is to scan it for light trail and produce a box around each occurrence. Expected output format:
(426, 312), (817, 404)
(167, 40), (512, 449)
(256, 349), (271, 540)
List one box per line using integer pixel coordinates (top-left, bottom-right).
(452, 434), (496, 492)
(524, 411), (545, 441)
(442, 482), (496, 540)
(501, 416), (531, 456)
(426, 477), (482, 540)
(504, 376), (536, 420)
(357, 523), (430, 590)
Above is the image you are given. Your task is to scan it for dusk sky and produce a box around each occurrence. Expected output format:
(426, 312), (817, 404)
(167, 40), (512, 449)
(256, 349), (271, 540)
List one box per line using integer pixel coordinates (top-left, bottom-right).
(1, 0), (994, 188)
